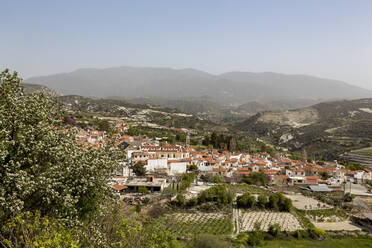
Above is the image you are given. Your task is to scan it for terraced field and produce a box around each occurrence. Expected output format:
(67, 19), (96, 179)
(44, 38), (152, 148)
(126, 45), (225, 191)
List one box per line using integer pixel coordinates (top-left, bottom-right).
(152, 212), (233, 236)
(239, 211), (303, 231)
(341, 149), (372, 169)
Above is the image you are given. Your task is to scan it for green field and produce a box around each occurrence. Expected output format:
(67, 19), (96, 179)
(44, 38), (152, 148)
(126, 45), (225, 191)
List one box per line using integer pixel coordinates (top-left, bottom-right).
(263, 238), (372, 248)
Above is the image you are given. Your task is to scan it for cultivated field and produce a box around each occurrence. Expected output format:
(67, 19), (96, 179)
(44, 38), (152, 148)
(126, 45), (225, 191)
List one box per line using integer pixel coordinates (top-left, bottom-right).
(239, 211), (303, 231)
(313, 221), (362, 231)
(153, 212), (233, 236)
(285, 194), (332, 210)
(263, 238), (372, 248)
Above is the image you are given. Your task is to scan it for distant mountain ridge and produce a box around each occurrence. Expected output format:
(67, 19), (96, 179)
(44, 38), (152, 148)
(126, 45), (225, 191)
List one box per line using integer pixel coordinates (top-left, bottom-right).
(25, 66), (372, 105)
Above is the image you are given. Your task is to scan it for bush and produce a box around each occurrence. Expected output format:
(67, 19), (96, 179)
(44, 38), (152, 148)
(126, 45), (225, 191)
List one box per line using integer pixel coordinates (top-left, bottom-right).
(236, 232), (265, 247)
(237, 193), (256, 208)
(147, 204), (167, 218)
(308, 227), (326, 239)
(267, 193), (292, 212)
(179, 172), (195, 191)
(197, 186), (234, 205)
(294, 230), (303, 239)
(257, 194), (268, 208)
(268, 193), (279, 210)
(242, 172), (268, 186)
(187, 197), (198, 207)
(135, 204), (142, 213)
(162, 186), (177, 199)
(138, 186), (149, 194)
(280, 197), (292, 212)
(343, 193), (354, 202)
(248, 231), (265, 246)
(268, 223), (281, 237)
(187, 234), (231, 248)
(212, 174), (224, 184)
(1, 212), (80, 248)
(131, 162), (147, 176)
(176, 194), (185, 206)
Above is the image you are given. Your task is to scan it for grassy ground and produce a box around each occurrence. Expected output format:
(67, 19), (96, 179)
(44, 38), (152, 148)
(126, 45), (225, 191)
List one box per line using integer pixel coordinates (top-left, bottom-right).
(227, 184), (269, 195)
(263, 237), (372, 248)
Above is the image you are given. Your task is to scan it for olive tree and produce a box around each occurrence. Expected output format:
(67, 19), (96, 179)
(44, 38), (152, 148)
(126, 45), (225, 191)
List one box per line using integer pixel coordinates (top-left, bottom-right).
(0, 69), (118, 223)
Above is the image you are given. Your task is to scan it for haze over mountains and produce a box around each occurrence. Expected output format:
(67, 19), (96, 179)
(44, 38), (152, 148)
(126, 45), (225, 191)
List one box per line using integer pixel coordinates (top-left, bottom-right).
(26, 66), (372, 106)
(22, 69), (372, 159)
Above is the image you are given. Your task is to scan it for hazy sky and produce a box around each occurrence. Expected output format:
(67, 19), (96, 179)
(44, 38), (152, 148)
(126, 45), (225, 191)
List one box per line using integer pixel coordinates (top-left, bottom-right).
(1, 0), (372, 89)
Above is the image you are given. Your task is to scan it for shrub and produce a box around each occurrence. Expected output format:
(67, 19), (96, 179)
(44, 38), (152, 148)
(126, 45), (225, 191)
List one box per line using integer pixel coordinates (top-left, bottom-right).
(197, 186), (234, 205)
(147, 204), (167, 218)
(242, 172), (268, 186)
(162, 186), (177, 199)
(294, 230), (303, 239)
(267, 193), (292, 212)
(138, 186), (149, 194)
(268, 193), (279, 210)
(247, 231), (265, 247)
(176, 194), (185, 206)
(257, 194), (268, 208)
(308, 227), (326, 239)
(179, 172), (195, 191)
(280, 197), (292, 212)
(268, 223), (281, 237)
(187, 197), (198, 207)
(212, 174), (224, 184)
(1, 212), (80, 248)
(237, 193), (256, 208)
(135, 204), (142, 213)
(131, 162), (147, 176)
(343, 193), (354, 202)
(187, 234), (232, 248)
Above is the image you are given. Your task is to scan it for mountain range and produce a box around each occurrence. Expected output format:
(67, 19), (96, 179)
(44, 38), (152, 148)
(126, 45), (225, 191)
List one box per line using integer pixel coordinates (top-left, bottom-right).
(25, 66), (372, 106)
(21, 80), (372, 160)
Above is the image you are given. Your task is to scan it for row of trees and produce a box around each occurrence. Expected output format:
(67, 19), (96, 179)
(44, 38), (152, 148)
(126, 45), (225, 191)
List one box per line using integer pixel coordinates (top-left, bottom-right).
(174, 185), (235, 207)
(237, 192), (292, 212)
(197, 185), (234, 205)
(202, 132), (237, 151)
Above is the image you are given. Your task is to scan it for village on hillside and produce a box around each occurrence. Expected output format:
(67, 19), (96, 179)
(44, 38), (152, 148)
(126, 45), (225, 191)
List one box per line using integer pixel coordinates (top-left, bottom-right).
(70, 118), (372, 236)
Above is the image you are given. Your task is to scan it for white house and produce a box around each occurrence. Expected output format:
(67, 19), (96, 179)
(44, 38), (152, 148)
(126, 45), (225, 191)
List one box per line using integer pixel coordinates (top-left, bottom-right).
(168, 161), (187, 175)
(146, 159), (168, 172)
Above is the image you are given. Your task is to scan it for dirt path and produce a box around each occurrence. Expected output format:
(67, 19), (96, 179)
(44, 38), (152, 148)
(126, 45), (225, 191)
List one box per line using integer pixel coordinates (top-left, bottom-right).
(231, 205), (240, 237)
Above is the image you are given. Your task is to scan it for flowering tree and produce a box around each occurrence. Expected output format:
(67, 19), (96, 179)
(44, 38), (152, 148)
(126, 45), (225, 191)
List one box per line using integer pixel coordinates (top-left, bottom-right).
(0, 69), (117, 223)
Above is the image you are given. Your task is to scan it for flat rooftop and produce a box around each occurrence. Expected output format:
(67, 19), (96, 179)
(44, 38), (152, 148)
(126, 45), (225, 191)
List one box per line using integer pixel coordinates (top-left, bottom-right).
(125, 178), (167, 187)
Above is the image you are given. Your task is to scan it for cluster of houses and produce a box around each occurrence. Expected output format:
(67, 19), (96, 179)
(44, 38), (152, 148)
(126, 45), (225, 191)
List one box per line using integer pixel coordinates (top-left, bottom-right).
(73, 120), (372, 194)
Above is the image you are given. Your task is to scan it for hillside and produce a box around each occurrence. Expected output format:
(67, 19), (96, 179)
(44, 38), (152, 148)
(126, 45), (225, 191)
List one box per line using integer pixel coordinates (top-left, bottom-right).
(235, 99), (372, 160)
(125, 97), (320, 123)
(22, 83), (61, 97)
(25, 67), (372, 106)
(58, 95), (227, 132)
